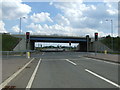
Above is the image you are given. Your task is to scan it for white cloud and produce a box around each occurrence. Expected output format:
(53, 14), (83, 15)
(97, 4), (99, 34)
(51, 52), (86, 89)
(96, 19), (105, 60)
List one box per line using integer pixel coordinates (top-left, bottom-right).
(11, 25), (21, 32)
(27, 30), (33, 34)
(54, 3), (99, 29)
(26, 23), (109, 37)
(0, 20), (7, 33)
(91, 5), (96, 10)
(1, 0), (31, 20)
(53, 2), (118, 36)
(27, 23), (70, 35)
(1, 1), (118, 37)
(49, 2), (53, 5)
(107, 9), (118, 15)
(30, 12), (53, 23)
(105, 2), (118, 15)
(55, 14), (70, 26)
(26, 23), (42, 31)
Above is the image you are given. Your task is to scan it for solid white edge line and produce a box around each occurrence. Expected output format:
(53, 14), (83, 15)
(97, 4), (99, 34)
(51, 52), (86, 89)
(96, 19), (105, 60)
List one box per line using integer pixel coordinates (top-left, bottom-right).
(0, 58), (35, 89)
(26, 58), (42, 89)
(85, 69), (120, 88)
(103, 61), (118, 65)
(65, 59), (77, 66)
(85, 58), (118, 65)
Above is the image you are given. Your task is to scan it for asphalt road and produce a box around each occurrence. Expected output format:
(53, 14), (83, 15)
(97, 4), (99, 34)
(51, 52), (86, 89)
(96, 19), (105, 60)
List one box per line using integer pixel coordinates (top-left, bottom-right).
(2, 52), (120, 88)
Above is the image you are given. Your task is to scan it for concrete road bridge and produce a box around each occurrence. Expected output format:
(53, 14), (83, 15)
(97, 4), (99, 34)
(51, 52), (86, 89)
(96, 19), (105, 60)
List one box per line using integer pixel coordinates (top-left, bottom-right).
(13, 35), (91, 52)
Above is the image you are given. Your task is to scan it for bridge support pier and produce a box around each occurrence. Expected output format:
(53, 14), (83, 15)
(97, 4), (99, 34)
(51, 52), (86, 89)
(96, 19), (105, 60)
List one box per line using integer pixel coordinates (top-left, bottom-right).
(27, 41), (35, 50)
(30, 41), (35, 50)
(78, 42), (87, 52)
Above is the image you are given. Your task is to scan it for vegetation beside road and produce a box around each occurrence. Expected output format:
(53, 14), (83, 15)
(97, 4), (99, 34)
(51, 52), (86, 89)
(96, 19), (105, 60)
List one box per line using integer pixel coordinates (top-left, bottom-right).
(2, 34), (20, 51)
(100, 35), (120, 52)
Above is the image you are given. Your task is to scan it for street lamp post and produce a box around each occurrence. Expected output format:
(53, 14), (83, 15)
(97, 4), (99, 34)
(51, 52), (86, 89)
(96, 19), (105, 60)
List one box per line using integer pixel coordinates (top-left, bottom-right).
(106, 19), (113, 52)
(19, 17), (26, 35)
(19, 17), (21, 35)
(19, 17), (26, 51)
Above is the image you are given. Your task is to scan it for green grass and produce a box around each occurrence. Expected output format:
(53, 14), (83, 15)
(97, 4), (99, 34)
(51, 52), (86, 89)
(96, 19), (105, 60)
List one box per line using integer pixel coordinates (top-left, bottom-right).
(100, 35), (120, 52)
(2, 34), (20, 51)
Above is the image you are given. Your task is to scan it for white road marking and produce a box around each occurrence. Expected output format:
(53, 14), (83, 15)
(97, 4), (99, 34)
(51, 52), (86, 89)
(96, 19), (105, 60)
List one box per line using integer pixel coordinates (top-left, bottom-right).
(78, 56), (83, 58)
(103, 61), (118, 65)
(43, 59), (67, 61)
(0, 58), (35, 89)
(42, 52), (45, 55)
(85, 69), (120, 88)
(26, 58), (42, 89)
(65, 59), (77, 66)
(85, 58), (118, 65)
(85, 58), (91, 60)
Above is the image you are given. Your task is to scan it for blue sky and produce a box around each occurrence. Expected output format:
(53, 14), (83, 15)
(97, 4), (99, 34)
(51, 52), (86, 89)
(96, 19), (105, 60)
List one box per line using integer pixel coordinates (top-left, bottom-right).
(1, 0), (119, 38)
(24, 2), (61, 17)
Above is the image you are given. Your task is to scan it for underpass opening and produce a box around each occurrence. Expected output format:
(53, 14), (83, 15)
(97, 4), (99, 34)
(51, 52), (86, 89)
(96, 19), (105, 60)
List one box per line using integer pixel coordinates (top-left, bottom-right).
(27, 35), (88, 52)
(34, 42), (79, 52)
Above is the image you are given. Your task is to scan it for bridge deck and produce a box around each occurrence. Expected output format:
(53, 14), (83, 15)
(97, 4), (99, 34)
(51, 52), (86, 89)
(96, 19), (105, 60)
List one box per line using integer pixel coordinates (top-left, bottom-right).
(30, 37), (87, 43)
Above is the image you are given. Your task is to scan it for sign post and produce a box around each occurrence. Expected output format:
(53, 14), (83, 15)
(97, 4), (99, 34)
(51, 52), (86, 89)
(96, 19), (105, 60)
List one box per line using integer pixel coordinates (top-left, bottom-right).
(69, 41), (71, 51)
(86, 35), (89, 56)
(95, 33), (98, 56)
(26, 32), (30, 58)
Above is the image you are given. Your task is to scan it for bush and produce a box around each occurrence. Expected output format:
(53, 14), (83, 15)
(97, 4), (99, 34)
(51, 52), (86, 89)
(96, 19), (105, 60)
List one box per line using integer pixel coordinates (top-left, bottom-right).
(101, 35), (120, 52)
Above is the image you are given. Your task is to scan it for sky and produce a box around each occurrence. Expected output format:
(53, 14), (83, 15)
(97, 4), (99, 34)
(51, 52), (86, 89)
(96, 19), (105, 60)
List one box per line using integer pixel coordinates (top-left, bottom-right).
(0, 0), (119, 46)
(1, 0), (119, 36)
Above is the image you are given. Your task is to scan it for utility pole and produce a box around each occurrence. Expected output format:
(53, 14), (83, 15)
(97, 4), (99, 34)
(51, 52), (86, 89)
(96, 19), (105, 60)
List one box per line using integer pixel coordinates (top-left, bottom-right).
(106, 19), (114, 52)
(95, 33), (98, 56)
(19, 17), (26, 51)
(86, 35), (89, 56)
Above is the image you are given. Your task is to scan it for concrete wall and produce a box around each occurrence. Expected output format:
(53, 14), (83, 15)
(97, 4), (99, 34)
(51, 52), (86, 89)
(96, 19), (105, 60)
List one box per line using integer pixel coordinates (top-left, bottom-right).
(89, 41), (112, 52)
(13, 38), (27, 51)
(76, 42), (87, 52)
(30, 41), (35, 50)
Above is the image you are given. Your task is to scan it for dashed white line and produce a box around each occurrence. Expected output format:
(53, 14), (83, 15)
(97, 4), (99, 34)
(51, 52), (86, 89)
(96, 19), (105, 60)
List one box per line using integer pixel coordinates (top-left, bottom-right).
(0, 58), (35, 89)
(85, 69), (120, 88)
(26, 58), (42, 89)
(65, 59), (77, 66)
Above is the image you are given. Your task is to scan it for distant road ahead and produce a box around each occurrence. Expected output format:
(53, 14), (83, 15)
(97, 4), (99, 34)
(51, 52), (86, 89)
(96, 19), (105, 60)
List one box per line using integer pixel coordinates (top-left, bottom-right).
(5, 52), (119, 88)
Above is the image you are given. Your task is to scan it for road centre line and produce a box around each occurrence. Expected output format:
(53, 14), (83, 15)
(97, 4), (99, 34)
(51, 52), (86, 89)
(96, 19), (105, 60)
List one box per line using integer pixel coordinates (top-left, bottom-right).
(65, 59), (77, 66)
(0, 58), (35, 89)
(26, 58), (42, 89)
(85, 69), (120, 88)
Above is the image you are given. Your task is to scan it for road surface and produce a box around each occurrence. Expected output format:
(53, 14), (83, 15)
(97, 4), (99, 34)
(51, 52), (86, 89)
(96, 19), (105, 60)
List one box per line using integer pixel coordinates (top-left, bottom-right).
(1, 52), (119, 88)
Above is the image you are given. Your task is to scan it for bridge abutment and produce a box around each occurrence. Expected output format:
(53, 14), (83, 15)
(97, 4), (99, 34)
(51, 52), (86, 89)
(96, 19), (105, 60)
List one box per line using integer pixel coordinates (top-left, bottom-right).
(78, 42), (87, 52)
